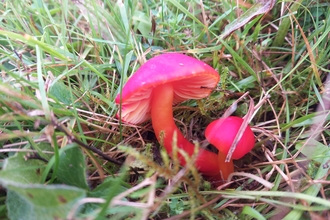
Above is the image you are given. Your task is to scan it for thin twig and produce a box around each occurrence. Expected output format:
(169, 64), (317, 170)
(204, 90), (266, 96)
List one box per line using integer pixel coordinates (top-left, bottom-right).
(50, 116), (141, 177)
(51, 117), (123, 166)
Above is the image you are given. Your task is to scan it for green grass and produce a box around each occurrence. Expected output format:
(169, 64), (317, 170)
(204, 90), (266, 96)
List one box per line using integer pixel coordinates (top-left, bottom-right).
(0, 0), (330, 219)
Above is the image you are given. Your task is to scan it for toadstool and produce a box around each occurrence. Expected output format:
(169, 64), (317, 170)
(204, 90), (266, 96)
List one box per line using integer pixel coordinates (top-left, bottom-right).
(115, 53), (220, 175)
(205, 116), (255, 181)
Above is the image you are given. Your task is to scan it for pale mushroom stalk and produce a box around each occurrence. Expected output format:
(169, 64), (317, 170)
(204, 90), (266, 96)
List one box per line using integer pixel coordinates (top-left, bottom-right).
(151, 83), (219, 175)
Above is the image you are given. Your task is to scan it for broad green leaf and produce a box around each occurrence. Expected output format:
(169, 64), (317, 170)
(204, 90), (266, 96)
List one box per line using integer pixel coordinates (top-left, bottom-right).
(0, 152), (46, 184)
(82, 177), (129, 216)
(295, 139), (329, 163)
(49, 81), (74, 106)
(57, 144), (89, 190)
(0, 151), (87, 219)
(220, 0), (276, 39)
(31, 141), (54, 161)
(89, 177), (128, 199)
(6, 184), (86, 220)
(133, 11), (152, 38)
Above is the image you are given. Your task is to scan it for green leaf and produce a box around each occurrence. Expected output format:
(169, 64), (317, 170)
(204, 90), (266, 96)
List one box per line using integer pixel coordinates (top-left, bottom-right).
(169, 198), (184, 215)
(49, 81), (74, 106)
(133, 11), (152, 38)
(82, 177), (129, 216)
(0, 152), (46, 184)
(0, 152), (86, 220)
(241, 206), (266, 220)
(220, 0), (276, 39)
(57, 144), (89, 190)
(89, 177), (128, 199)
(295, 139), (329, 163)
(0, 29), (74, 61)
(166, 0), (204, 26)
(284, 147), (330, 219)
(6, 184), (86, 220)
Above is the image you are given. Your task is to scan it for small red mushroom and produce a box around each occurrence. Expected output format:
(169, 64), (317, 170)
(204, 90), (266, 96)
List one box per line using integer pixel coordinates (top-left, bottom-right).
(115, 53), (220, 175)
(205, 116), (255, 181)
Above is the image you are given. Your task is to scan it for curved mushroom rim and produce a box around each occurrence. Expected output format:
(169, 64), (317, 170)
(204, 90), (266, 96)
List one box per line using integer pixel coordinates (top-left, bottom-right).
(115, 53), (219, 124)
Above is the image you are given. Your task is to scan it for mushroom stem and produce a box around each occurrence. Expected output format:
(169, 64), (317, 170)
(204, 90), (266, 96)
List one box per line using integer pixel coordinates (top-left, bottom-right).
(217, 152), (234, 181)
(205, 116), (256, 183)
(151, 83), (219, 175)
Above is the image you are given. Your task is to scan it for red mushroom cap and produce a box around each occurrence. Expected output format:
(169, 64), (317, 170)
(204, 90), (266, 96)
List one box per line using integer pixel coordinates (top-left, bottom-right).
(205, 116), (255, 159)
(115, 53), (219, 124)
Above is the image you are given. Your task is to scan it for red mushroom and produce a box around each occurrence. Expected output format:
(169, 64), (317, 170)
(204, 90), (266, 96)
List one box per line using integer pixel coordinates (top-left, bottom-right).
(115, 53), (220, 175)
(205, 116), (255, 181)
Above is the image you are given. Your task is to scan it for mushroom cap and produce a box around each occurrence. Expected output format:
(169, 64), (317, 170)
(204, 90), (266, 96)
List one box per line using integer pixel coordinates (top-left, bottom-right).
(205, 116), (255, 160)
(115, 53), (219, 124)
